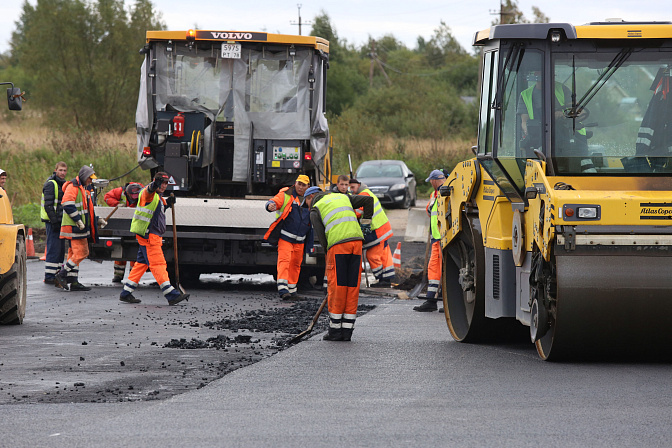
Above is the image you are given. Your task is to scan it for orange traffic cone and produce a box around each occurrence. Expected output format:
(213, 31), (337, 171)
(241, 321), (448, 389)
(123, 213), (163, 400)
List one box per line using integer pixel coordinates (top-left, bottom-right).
(392, 242), (401, 270)
(40, 244), (47, 261)
(26, 228), (36, 258)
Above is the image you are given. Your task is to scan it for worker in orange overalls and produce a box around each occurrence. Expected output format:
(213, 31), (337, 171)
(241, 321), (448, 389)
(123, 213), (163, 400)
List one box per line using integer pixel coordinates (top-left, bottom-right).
(414, 169), (446, 312)
(55, 165), (106, 291)
(349, 179), (395, 287)
(306, 187), (374, 341)
(119, 172), (188, 305)
(264, 174), (313, 300)
(104, 182), (143, 282)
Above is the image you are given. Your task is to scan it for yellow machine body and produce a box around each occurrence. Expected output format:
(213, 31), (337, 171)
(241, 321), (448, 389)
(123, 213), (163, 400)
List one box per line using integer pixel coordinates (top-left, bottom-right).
(438, 22), (672, 360)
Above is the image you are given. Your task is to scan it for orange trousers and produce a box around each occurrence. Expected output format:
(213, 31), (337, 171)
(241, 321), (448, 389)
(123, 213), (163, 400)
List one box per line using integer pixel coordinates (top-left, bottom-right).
(326, 240), (363, 329)
(62, 238), (89, 282)
(365, 240), (396, 281)
(276, 239), (304, 296)
(127, 234), (170, 286)
(427, 240), (442, 299)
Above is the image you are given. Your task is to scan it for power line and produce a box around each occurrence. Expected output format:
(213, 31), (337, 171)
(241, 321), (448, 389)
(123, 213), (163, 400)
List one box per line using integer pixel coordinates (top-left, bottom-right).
(289, 4), (311, 36)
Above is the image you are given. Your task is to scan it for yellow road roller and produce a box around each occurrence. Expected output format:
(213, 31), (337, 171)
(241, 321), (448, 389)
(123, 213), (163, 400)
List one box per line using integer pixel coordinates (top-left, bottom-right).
(437, 21), (672, 360)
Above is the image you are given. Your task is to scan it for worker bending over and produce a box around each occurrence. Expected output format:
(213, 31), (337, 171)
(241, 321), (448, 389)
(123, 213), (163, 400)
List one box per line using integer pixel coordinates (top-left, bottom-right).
(349, 178), (395, 287)
(305, 186), (374, 341)
(264, 175), (313, 300)
(119, 172), (188, 306)
(104, 182), (143, 282)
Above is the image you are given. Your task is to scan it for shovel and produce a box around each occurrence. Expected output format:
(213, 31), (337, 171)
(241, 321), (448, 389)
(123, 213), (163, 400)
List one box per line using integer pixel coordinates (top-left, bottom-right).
(408, 232), (431, 299)
(290, 294), (328, 344)
(170, 194), (187, 294)
(105, 204), (120, 221)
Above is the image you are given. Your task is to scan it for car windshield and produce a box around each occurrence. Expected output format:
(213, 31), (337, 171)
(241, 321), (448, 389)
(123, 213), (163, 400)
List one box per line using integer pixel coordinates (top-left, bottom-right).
(357, 164), (403, 178)
(553, 49), (672, 174)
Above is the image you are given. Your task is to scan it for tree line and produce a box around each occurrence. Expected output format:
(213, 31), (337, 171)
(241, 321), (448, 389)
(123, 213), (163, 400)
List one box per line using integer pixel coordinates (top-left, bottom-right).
(1, 0), (546, 143)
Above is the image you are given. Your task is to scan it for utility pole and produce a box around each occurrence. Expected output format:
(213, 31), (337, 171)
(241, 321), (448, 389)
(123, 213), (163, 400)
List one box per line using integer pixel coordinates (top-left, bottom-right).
(290, 4), (311, 36)
(490, 0), (514, 24)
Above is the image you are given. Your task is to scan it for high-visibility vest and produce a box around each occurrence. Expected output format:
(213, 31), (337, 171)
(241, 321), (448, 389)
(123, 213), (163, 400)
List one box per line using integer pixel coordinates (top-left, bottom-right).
(429, 190), (441, 240)
(40, 179), (59, 221)
(61, 187), (89, 228)
(521, 82), (586, 135)
(130, 187), (162, 237)
(314, 193), (362, 250)
(358, 188), (388, 231)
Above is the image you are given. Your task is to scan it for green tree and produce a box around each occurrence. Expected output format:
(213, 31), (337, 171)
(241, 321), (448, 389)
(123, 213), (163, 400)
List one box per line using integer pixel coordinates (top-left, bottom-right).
(422, 21), (465, 68)
(492, 1), (548, 25)
(11, 0), (164, 132)
(311, 11), (367, 116)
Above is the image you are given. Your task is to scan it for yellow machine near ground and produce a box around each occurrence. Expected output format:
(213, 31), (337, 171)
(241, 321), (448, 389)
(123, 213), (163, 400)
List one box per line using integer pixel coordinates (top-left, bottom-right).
(0, 82), (27, 325)
(436, 21), (672, 360)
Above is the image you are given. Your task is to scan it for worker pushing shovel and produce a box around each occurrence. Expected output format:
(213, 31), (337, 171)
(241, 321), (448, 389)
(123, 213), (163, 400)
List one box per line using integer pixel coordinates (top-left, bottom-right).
(119, 172), (189, 305)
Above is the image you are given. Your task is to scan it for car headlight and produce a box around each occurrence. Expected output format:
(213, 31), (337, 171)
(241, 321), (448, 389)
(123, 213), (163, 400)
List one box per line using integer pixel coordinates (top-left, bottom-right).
(390, 183), (406, 191)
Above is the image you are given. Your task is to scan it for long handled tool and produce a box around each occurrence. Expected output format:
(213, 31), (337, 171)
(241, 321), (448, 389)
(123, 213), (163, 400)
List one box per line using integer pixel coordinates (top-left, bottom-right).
(362, 248), (370, 288)
(105, 204), (120, 221)
(290, 294), (328, 344)
(170, 194), (186, 294)
(408, 231), (431, 299)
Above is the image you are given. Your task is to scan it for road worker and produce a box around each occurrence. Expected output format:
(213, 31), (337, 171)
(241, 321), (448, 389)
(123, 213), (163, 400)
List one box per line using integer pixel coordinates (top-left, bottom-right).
(41, 161), (67, 284)
(0, 169), (7, 190)
(331, 174), (351, 194)
(119, 172), (188, 305)
(264, 174), (313, 300)
(104, 182), (143, 282)
(305, 186), (374, 341)
(55, 165), (106, 291)
(349, 178), (395, 287)
(414, 169), (446, 312)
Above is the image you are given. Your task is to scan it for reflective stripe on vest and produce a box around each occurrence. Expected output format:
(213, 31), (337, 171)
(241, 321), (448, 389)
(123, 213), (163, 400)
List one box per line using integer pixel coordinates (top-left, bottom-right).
(314, 194), (362, 249)
(61, 187), (88, 227)
(130, 188), (161, 236)
(275, 188), (294, 220)
(359, 188), (388, 231)
(40, 179), (59, 220)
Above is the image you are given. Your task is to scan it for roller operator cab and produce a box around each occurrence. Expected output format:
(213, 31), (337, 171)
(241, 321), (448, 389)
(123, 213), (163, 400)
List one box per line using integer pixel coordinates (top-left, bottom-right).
(437, 22), (672, 360)
(136, 29), (330, 196)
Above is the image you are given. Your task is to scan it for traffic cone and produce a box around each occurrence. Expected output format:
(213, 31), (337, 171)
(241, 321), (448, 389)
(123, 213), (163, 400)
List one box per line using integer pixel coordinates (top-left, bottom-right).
(26, 228), (36, 258)
(40, 244), (47, 261)
(392, 242), (401, 270)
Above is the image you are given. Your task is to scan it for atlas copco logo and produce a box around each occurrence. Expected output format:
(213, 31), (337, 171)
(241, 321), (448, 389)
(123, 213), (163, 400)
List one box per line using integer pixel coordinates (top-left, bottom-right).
(198, 31), (268, 41)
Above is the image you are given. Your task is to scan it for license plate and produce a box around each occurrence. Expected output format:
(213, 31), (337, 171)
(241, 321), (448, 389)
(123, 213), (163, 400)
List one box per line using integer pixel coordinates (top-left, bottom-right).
(221, 43), (241, 59)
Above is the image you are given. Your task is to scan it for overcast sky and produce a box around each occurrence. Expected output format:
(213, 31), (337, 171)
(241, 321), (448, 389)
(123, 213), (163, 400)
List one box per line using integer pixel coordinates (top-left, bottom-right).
(1, 0), (670, 56)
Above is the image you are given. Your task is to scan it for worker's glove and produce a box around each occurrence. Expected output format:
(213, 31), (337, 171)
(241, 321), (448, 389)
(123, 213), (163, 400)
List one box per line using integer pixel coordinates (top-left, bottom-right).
(50, 217), (60, 226)
(76, 220), (85, 230)
(98, 217), (107, 229)
(165, 195), (176, 209)
(360, 223), (372, 236)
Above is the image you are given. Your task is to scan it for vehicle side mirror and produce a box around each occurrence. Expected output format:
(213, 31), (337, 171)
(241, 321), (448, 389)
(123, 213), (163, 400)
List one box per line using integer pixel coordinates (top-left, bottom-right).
(407, 173), (414, 178)
(7, 87), (22, 111)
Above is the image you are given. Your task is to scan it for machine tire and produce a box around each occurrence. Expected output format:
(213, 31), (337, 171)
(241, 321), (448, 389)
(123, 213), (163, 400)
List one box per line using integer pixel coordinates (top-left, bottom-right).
(442, 214), (487, 342)
(0, 235), (27, 325)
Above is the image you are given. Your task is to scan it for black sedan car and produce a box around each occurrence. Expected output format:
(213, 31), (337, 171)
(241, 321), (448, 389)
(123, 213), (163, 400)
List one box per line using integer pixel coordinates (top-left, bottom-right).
(354, 160), (417, 208)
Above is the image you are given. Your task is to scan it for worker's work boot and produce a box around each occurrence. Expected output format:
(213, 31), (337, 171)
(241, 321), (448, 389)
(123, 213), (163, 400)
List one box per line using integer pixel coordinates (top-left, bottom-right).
(112, 275), (123, 283)
(371, 279), (392, 288)
(280, 292), (292, 300)
(323, 328), (343, 341)
(413, 299), (438, 312)
(69, 282), (91, 292)
(120, 293), (141, 304)
(54, 268), (69, 291)
(168, 292), (190, 306)
(341, 328), (354, 341)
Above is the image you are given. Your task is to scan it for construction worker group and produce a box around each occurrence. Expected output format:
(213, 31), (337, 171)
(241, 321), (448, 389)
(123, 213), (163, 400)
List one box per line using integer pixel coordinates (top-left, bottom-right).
(40, 163), (187, 306)
(37, 162), (442, 326)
